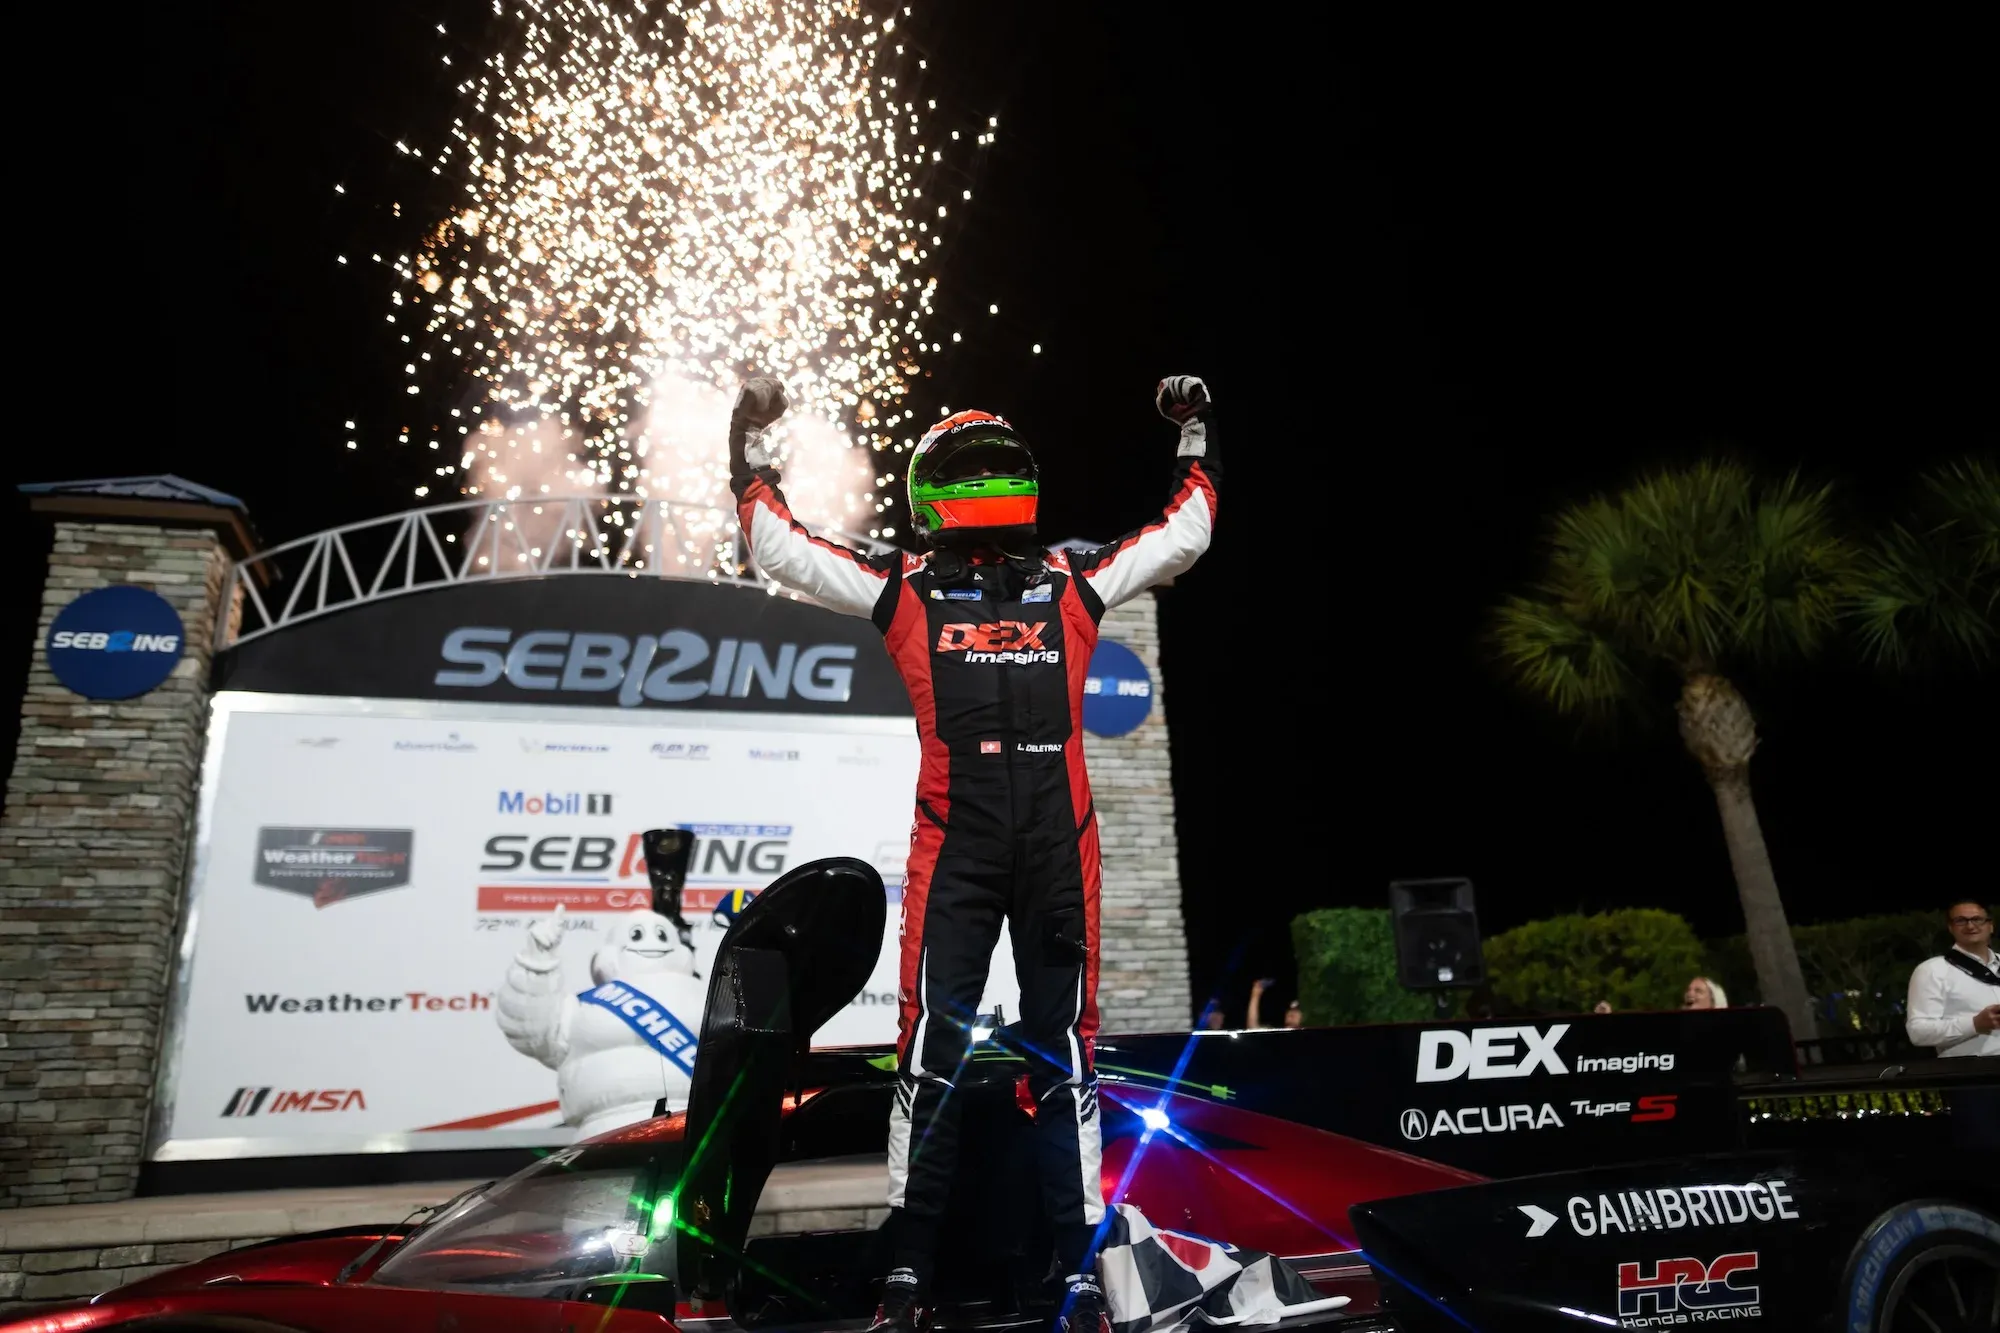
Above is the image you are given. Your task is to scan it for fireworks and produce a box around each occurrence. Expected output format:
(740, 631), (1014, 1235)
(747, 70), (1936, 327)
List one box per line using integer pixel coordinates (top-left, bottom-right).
(388, 0), (988, 545)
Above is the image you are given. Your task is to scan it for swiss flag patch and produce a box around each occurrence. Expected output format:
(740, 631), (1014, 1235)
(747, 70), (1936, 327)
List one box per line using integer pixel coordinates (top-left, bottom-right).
(980, 740), (1001, 754)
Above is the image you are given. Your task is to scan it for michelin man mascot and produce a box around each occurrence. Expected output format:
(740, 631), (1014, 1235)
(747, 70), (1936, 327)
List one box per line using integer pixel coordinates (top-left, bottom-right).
(496, 830), (709, 1138)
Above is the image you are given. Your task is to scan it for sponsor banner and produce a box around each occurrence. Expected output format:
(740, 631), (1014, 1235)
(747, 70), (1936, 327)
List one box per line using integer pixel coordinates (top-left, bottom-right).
(157, 693), (1016, 1160)
(1096, 1010), (1788, 1178)
(211, 576), (913, 715)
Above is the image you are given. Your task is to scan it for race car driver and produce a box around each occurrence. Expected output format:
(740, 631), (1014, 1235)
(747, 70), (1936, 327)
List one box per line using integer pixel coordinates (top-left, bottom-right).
(729, 374), (1219, 1333)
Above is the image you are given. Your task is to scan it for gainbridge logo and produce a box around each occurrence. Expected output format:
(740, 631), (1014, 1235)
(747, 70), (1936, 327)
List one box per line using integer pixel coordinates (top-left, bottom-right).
(935, 621), (1059, 665)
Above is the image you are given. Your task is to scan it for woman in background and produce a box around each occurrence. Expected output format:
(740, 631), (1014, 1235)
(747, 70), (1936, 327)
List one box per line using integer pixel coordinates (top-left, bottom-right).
(1683, 976), (1729, 1009)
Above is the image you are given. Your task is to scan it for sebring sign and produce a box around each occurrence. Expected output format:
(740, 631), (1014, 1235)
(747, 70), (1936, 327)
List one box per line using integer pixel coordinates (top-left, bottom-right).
(214, 575), (913, 716)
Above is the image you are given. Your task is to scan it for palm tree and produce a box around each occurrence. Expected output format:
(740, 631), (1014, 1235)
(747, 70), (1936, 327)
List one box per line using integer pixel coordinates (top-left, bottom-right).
(1493, 461), (1856, 1039)
(1849, 457), (1999, 670)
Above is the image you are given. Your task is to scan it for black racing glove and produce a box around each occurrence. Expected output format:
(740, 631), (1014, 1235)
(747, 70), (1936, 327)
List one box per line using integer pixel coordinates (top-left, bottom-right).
(728, 375), (790, 481)
(1154, 374), (1213, 460)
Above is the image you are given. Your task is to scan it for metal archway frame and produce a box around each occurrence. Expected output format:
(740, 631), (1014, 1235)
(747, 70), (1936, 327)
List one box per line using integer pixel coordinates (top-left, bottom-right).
(219, 494), (892, 649)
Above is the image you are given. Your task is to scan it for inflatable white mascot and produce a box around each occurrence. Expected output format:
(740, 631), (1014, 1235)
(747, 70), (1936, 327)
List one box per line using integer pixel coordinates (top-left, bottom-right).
(496, 905), (709, 1138)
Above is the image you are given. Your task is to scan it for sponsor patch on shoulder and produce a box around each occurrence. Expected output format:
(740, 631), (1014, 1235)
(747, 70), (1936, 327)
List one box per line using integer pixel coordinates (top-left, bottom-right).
(1022, 583), (1052, 603)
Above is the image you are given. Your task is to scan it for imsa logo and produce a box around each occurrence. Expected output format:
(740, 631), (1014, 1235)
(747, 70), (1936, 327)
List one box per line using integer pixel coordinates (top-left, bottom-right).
(1617, 1251), (1760, 1322)
(221, 1087), (368, 1116)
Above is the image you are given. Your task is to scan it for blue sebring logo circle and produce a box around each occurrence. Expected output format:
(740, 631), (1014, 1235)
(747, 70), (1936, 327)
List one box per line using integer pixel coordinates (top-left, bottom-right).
(45, 585), (186, 699)
(1082, 639), (1153, 738)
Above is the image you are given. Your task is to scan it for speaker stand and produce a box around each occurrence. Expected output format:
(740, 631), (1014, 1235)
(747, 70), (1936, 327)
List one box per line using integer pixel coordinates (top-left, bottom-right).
(1431, 990), (1455, 1021)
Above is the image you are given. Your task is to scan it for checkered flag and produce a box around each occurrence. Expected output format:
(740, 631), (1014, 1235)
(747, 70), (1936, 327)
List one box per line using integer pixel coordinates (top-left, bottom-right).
(1098, 1205), (1350, 1330)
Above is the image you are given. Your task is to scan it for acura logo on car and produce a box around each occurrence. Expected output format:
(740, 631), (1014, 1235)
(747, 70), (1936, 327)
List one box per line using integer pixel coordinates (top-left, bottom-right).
(1400, 1104), (1565, 1139)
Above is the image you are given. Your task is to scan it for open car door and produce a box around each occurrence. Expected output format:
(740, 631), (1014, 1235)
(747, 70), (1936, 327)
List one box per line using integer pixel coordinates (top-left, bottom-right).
(675, 855), (887, 1303)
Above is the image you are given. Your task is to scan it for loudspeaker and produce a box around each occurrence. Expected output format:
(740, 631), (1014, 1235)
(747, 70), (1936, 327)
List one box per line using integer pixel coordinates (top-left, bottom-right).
(1390, 877), (1484, 990)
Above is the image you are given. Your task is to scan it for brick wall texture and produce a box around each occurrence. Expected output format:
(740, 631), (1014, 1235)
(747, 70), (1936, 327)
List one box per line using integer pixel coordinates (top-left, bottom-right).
(1088, 594), (1193, 1033)
(0, 1237), (259, 1306)
(0, 522), (229, 1208)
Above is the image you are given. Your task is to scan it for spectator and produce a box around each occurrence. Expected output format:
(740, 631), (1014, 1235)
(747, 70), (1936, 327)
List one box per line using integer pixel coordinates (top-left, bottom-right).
(1282, 1000), (1303, 1028)
(1906, 900), (2000, 1057)
(1247, 978), (1297, 1029)
(1592, 1000), (1613, 1015)
(1683, 976), (1728, 1010)
(1196, 1000), (1227, 1031)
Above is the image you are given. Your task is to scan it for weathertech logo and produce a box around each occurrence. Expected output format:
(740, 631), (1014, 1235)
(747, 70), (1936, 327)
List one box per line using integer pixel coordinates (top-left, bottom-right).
(222, 1087), (368, 1116)
(1617, 1252), (1760, 1322)
(936, 621), (1060, 665)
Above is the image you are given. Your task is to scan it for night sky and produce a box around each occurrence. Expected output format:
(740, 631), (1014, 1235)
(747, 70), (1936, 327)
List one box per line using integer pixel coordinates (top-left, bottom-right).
(4, 11), (1992, 1023)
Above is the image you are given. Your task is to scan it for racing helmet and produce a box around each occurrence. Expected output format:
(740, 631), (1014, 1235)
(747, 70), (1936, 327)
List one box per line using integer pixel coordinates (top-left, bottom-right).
(907, 410), (1038, 548)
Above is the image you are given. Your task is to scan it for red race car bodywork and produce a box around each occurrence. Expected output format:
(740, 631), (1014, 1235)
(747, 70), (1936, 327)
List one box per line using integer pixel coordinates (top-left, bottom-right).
(11, 1081), (1468, 1331)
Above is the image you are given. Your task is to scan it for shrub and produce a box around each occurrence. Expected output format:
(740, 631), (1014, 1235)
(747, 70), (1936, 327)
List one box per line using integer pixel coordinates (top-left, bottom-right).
(1483, 909), (1705, 1015)
(1706, 911), (1945, 1031)
(1291, 908), (1435, 1026)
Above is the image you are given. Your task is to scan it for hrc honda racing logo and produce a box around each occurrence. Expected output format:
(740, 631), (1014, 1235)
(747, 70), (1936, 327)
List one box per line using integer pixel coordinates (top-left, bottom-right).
(935, 621), (1060, 665)
(1617, 1252), (1760, 1324)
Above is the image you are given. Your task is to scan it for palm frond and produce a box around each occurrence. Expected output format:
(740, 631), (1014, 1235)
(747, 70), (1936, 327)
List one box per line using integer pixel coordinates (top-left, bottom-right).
(1923, 456), (2000, 577)
(1849, 458), (2000, 670)
(1494, 459), (1861, 711)
(1492, 595), (1640, 717)
(1737, 471), (1857, 660)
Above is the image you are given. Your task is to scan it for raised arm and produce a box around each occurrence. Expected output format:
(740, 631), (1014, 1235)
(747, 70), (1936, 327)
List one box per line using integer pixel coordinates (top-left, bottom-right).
(728, 376), (895, 618)
(1072, 376), (1221, 613)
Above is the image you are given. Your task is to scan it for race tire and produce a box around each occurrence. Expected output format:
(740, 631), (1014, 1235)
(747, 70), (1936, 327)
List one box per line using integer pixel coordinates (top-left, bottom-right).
(1840, 1197), (2000, 1333)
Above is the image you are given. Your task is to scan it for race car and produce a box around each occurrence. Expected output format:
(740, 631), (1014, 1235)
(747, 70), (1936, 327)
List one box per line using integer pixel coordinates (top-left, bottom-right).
(11, 858), (1997, 1332)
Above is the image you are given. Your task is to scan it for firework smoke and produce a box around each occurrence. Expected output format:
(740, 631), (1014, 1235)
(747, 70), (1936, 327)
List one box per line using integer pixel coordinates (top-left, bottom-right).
(389, 0), (987, 544)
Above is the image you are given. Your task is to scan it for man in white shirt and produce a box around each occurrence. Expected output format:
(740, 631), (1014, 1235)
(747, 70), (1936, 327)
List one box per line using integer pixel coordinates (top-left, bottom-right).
(1906, 900), (2000, 1057)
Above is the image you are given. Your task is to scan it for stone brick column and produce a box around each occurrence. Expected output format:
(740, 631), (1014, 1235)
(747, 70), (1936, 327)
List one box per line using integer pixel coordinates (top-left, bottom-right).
(1088, 592), (1192, 1033)
(0, 500), (245, 1208)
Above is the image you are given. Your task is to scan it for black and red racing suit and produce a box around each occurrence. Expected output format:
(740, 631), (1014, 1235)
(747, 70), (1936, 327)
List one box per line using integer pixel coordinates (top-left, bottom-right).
(730, 423), (1218, 1275)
